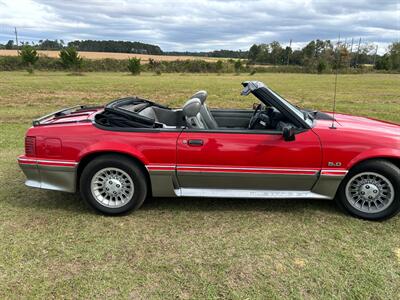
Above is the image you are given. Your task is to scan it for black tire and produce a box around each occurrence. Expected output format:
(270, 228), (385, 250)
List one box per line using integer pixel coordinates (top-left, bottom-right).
(336, 160), (400, 220)
(80, 154), (147, 215)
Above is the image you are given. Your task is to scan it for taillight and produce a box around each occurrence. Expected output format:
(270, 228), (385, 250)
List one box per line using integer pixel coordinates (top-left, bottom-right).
(25, 136), (36, 156)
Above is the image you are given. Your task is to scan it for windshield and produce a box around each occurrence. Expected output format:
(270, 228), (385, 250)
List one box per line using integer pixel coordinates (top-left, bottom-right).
(268, 89), (314, 127)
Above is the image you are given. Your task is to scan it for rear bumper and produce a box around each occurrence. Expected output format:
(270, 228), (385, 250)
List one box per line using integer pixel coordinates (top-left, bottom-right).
(18, 156), (77, 193)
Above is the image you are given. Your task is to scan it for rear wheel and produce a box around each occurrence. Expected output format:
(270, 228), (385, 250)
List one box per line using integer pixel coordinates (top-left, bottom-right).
(80, 154), (147, 215)
(336, 160), (400, 220)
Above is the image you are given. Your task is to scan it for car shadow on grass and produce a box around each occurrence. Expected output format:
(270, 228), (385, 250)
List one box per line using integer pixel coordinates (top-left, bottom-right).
(8, 187), (341, 217)
(141, 196), (341, 215)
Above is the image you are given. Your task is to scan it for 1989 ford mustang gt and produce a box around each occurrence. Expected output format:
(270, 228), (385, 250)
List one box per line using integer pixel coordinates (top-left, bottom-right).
(18, 81), (400, 220)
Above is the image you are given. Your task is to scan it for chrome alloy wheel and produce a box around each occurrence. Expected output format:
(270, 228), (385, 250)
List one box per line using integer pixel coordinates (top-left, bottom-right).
(90, 167), (134, 208)
(345, 172), (394, 213)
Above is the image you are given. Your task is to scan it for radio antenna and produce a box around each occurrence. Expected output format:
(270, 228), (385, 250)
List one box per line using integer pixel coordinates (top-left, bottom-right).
(330, 34), (341, 129)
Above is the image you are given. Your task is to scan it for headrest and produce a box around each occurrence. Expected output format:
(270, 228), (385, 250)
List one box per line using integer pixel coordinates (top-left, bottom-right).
(190, 90), (208, 104)
(182, 98), (202, 117)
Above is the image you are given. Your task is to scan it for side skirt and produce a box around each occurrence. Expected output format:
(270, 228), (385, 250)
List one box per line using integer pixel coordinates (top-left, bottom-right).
(175, 188), (332, 199)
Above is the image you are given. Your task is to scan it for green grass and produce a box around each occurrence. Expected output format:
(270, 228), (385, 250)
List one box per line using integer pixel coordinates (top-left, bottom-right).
(0, 71), (399, 299)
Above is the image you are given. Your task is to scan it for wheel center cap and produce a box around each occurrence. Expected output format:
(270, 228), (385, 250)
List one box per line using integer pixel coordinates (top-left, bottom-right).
(105, 178), (122, 196)
(359, 183), (379, 200)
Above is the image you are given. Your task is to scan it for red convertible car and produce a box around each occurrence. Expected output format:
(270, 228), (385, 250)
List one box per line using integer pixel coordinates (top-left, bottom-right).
(18, 81), (400, 220)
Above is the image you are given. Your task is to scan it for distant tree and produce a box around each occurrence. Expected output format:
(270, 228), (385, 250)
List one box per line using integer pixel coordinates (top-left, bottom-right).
(19, 45), (39, 73)
(356, 43), (376, 65)
(269, 41), (284, 64)
(255, 44), (270, 63)
(38, 39), (63, 50)
(388, 42), (400, 70)
(290, 50), (303, 65)
(5, 40), (14, 49)
(302, 41), (316, 60)
(248, 44), (260, 62)
(59, 47), (83, 71)
(332, 44), (351, 70)
(317, 60), (327, 74)
(68, 40), (163, 55)
(375, 54), (390, 70)
(283, 46), (293, 64)
(127, 57), (141, 75)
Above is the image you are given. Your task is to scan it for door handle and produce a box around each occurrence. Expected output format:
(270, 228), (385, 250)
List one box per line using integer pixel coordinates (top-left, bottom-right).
(187, 139), (204, 146)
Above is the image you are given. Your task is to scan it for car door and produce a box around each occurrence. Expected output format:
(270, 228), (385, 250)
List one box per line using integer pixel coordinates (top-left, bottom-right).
(175, 129), (322, 197)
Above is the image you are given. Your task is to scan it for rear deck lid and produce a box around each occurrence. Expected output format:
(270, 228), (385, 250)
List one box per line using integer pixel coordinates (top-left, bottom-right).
(33, 105), (103, 126)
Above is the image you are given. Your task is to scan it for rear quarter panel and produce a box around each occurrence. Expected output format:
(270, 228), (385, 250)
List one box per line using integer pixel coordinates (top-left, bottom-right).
(27, 123), (180, 166)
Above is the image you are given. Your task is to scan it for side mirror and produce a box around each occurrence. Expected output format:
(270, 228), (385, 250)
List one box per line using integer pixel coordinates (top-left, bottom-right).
(283, 126), (296, 141)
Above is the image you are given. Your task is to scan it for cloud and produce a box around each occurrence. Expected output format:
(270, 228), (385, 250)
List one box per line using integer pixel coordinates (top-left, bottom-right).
(0, 0), (398, 52)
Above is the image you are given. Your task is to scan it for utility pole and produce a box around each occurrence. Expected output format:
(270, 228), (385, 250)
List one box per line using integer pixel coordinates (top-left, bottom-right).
(373, 44), (378, 67)
(349, 38), (354, 67)
(14, 27), (19, 50)
(354, 37), (361, 68)
(287, 39), (292, 65)
(343, 38), (348, 69)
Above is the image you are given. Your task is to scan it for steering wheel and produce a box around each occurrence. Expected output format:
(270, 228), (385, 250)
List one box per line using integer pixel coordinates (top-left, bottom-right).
(248, 104), (262, 129)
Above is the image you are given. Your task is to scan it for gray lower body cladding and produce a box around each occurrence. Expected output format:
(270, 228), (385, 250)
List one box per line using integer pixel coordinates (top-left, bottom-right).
(18, 161), (344, 200)
(19, 163), (77, 193)
(148, 169), (344, 199)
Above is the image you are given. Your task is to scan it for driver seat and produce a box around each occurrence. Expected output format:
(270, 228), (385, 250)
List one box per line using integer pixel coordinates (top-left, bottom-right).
(190, 91), (218, 129)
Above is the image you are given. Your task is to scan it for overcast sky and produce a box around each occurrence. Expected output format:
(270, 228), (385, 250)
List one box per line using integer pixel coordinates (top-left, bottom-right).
(0, 0), (399, 53)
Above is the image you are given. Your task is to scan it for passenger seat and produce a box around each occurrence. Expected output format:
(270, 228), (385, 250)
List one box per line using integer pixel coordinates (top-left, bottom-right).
(191, 91), (218, 129)
(182, 98), (207, 129)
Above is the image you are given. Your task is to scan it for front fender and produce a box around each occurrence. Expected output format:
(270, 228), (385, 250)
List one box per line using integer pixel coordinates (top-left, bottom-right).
(347, 148), (400, 169)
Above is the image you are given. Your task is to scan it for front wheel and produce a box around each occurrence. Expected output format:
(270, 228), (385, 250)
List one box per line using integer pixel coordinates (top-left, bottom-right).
(336, 160), (400, 220)
(80, 154), (147, 215)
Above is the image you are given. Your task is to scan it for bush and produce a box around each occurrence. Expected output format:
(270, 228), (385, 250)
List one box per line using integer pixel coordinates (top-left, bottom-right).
(1, 55), (393, 74)
(19, 45), (39, 73)
(216, 60), (223, 74)
(0, 56), (22, 71)
(127, 58), (141, 75)
(234, 60), (242, 74)
(59, 47), (83, 71)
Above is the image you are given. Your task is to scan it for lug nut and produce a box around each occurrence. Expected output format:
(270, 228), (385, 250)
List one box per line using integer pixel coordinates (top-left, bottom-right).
(368, 196), (373, 199)
(116, 184), (120, 188)
(366, 185), (370, 189)
(361, 191), (365, 195)
(373, 190), (378, 193)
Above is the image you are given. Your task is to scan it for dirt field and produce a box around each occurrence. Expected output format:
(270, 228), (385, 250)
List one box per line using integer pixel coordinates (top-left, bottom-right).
(0, 49), (222, 62)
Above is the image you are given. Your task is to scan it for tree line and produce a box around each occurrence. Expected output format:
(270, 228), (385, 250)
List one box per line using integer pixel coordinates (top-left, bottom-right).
(1, 39), (163, 55)
(1, 38), (399, 72)
(247, 40), (400, 72)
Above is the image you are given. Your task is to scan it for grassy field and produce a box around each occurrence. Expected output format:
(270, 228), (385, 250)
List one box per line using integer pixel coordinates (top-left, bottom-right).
(0, 71), (399, 299)
(0, 49), (223, 63)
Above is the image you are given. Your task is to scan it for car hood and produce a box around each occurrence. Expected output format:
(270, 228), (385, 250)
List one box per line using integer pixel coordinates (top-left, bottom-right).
(316, 113), (400, 138)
